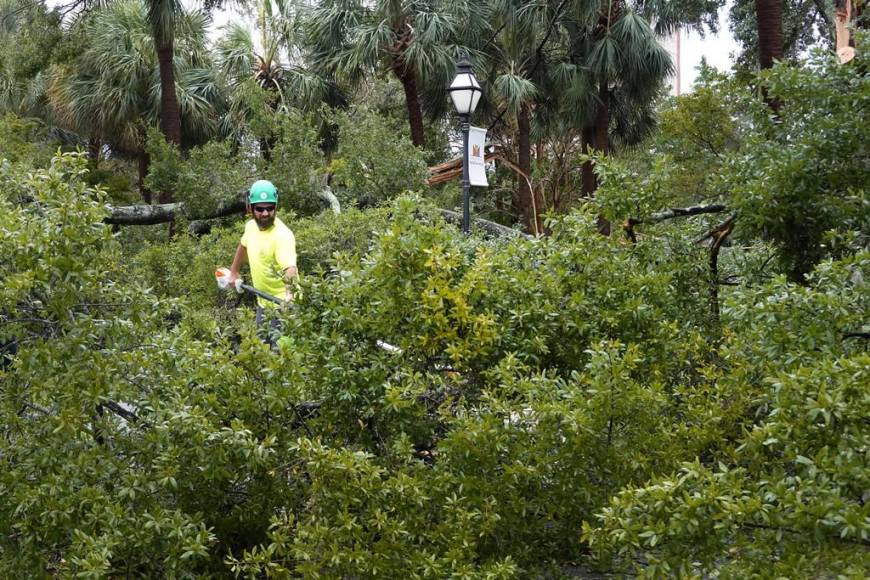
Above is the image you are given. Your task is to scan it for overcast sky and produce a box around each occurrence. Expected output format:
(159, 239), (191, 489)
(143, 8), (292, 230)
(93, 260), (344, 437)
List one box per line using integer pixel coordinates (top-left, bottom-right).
(680, 2), (739, 89)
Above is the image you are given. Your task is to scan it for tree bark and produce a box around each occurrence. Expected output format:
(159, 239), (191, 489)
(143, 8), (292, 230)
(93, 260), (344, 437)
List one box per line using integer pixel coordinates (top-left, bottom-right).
(157, 39), (180, 234)
(581, 125), (596, 196)
(755, 0), (784, 69)
(755, 0), (784, 112)
(157, 40), (182, 150)
(440, 209), (533, 240)
(106, 199), (246, 226)
(593, 82), (611, 234)
(514, 103), (540, 234)
(594, 82), (610, 154)
(393, 62), (426, 148)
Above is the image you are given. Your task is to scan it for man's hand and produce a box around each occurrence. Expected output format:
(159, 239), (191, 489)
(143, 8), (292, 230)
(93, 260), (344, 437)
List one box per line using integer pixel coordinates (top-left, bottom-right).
(228, 272), (244, 293)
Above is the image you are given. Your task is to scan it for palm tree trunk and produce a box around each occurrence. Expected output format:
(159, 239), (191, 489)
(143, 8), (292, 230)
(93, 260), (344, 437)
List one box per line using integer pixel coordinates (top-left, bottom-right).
(593, 82), (612, 234)
(157, 39), (179, 220)
(514, 103), (540, 233)
(755, 0), (784, 69)
(580, 82), (611, 197)
(581, 126), (596, 196)
(755, 0), (783, 112)
(157, 40), (182, 152)
(393, 62), (426, 148)
(594, 82), (610, 154)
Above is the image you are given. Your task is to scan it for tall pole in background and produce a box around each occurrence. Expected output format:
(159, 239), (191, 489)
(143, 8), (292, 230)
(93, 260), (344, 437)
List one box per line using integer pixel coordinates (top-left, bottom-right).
(460, 112), (470, 233)
(448, 56), (482, 234)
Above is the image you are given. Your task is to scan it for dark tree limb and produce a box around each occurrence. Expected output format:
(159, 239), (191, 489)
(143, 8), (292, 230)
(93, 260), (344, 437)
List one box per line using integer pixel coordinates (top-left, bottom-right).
(695, 213), (739, 245)
(707, 215), (737, 324)
(102, 399), (144, 425)
(844, 331), (870, 340)
(647, 204), (728, 223)
(623, 204), (729, 243)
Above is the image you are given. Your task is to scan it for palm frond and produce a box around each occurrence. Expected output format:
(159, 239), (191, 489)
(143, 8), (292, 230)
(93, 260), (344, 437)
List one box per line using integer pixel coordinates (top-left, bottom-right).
(493, 70), (538, 116)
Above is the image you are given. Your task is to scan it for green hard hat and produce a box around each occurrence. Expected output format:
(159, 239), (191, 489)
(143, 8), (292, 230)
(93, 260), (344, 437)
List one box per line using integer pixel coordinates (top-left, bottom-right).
(249, 180), (278, 204)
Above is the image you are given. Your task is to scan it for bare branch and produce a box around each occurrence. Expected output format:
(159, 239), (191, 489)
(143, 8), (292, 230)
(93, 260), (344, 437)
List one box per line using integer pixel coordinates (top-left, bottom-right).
(644, 204), (728, 224)
(102, 399), (144, 425)
(439, 208), (533, 240)
(623, 204), (729, 244)
(695, 213), (739, 245)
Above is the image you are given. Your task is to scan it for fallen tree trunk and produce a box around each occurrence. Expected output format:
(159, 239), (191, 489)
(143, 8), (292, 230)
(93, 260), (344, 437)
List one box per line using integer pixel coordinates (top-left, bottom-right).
(105, 199), (246, 227)
(106, 200), (530, 240)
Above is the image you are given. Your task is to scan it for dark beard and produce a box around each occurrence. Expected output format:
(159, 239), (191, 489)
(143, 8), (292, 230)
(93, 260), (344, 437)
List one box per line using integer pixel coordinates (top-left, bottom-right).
(255, 214), (275, 229)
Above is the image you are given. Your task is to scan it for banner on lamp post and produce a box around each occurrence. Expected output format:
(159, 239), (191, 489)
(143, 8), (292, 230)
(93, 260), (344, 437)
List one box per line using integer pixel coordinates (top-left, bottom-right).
(468, 126), (488, 187)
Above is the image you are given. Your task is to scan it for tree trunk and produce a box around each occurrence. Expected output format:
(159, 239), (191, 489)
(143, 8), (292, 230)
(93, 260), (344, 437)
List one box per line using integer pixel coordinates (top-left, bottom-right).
(157, 38), (179, 234)
(157, 41), (182, 149)
(580, 83), (610, 197)
(393, 62), (426, 148)
(259, 137), (273, 162)
(755, 0), (783, 112)
(593, 82), (612, 234)
(581, 125), (596, 196)
(513, 103), (539, 234)
(755, 0), (784, 69)
(594, 82), (610, 154)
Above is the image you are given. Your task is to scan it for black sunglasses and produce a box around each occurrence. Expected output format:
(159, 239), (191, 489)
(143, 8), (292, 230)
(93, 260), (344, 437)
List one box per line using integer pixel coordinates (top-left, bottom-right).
(252, 205), (276, 214)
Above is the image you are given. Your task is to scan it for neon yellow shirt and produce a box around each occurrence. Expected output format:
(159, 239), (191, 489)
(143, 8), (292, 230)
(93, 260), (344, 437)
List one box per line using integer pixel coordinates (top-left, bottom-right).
(240, 217), (297, 307)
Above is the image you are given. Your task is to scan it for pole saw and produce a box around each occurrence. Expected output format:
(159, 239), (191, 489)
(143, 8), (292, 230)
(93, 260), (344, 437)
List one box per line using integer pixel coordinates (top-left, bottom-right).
(215, 268), (405, 355)
(215, 267), (284, 305)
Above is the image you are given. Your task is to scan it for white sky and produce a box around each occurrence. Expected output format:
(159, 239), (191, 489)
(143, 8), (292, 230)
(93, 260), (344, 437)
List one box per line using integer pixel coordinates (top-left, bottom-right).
(680, 2), (739, 89)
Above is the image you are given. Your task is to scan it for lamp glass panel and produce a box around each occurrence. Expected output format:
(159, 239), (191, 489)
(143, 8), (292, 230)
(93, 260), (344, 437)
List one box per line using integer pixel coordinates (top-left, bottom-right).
(450, 90), (472, 114)
(469, 90), (482, 114)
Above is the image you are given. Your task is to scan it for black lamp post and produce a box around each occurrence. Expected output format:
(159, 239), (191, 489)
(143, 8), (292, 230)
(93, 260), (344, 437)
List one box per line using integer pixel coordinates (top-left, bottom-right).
(447, 56), (482, 234)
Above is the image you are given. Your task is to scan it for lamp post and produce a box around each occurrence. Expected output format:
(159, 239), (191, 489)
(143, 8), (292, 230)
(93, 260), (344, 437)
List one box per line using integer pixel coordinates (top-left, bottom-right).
(448, 56), (482, 234)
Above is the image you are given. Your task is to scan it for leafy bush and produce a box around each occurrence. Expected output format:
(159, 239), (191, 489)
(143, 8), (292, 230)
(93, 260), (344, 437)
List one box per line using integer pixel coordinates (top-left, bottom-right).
(145, 128), (256, 217)
(259, 110), (325, 216)
(725, 52), (869, 282)
(328, 108), (429, 207)
(2, 129), (866, 578)
(0, 113), (56, 166)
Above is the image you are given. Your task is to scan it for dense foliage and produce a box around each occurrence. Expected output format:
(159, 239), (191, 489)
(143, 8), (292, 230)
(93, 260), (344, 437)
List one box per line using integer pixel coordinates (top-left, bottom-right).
(1, 0), (868, 577)
(2, 141), (868, 577)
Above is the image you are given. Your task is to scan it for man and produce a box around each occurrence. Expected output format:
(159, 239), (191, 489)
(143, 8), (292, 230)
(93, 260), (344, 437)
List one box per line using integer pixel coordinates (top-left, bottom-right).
(228, 180), (298, 333)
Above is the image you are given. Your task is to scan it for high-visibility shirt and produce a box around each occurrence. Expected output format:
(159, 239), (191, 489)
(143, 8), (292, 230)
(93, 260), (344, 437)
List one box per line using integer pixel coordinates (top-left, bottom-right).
(240, 217), (296, 307)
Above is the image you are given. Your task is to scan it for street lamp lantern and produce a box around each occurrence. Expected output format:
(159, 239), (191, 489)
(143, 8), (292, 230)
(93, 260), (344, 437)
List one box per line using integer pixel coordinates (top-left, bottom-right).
(447, 56), (482, 234)
(448, 57), (482, 116)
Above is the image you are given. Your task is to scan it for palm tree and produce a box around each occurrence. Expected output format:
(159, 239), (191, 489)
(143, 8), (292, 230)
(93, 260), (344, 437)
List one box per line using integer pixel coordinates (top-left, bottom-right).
(148, 0), (183, 151)
(0, 0), (63, 118)
(304, 0), (476, 148)
(564, 2), (673, 196)
(215, 0), (334, 157)
(476, 0), (557, 233)
(48, 0), (222, 201)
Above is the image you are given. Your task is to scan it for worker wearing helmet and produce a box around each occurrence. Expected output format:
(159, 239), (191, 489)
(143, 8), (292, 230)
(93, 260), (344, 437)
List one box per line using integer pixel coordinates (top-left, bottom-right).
(228, 180), (297, 329)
